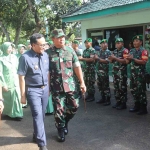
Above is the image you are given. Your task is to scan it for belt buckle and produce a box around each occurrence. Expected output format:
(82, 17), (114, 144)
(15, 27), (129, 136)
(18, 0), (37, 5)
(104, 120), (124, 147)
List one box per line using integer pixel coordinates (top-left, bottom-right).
(41, 86), (45, 89)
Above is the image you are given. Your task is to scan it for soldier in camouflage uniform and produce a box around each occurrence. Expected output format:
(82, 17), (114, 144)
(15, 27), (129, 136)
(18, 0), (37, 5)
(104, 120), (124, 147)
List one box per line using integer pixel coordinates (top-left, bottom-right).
(79, 38), (96, 102)
(108, 38), (129, 109)
(95, 39), (111, 105)
(72, 40), (83, 97)
(47, 29), (86, 142)
(126, 35), (148, 115)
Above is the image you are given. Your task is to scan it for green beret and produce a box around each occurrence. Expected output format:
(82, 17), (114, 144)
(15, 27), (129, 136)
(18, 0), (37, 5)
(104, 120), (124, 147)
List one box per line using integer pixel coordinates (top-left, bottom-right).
(72, 40), (79, 45)
(65, 40), (70, 44)
(132, 35), (143, 41)
(48, 40), (53, 45)
(84, 38), (92, 43)
(115, 38), (124, 43)
(51, 29), (65, 38)
(100, 39), (108, 44)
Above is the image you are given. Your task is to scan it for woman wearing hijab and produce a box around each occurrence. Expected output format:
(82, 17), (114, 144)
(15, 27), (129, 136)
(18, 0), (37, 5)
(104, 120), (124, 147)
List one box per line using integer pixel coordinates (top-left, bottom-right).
(16, 44), (28, 108)
(0, 42), (23, 120)
(16, 44), (26, 58)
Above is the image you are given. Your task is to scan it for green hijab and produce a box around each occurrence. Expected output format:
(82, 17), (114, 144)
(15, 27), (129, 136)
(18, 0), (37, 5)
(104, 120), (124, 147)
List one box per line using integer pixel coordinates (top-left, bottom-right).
(18, 44), (26, 54)
(1, 42), (12, 56)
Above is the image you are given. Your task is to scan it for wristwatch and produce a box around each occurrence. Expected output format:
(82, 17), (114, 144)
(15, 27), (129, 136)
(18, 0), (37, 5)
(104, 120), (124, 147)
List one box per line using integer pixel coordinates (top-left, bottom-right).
(106, 58), (110, 62)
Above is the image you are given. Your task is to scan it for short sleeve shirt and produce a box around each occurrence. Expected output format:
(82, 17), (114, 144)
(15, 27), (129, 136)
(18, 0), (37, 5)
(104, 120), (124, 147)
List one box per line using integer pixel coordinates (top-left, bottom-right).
(47, 46), (80, 93)
(17, 49), (49, 86)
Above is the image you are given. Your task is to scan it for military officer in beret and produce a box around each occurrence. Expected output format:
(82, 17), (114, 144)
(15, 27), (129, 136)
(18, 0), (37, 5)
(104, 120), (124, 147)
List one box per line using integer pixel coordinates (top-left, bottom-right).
(109, 38), (129, 109)
(95, 39), (111, 105)
(126, 35), (148, 115)
(47, 29), (86, 142)
(79, 38), (96, 102)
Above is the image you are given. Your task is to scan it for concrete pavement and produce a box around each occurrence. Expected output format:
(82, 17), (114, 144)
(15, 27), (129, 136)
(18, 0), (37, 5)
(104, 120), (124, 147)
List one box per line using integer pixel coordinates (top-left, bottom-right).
(1, 84), (150, 150)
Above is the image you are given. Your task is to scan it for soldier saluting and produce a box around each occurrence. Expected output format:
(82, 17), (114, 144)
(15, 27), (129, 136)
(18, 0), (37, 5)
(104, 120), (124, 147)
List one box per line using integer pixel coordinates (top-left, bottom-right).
(126, 35), (148, 115)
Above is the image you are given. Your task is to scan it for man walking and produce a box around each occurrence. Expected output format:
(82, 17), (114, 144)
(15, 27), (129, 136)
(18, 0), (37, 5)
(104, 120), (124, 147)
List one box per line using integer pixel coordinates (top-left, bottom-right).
(47, 29), (86, 142)
(18, 33), (49, 150)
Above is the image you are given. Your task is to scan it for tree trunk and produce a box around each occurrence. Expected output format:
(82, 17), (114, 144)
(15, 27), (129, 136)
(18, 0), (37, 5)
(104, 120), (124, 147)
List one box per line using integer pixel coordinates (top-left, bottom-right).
(13, 7), (29, 45)
(0, 20), (11, 42)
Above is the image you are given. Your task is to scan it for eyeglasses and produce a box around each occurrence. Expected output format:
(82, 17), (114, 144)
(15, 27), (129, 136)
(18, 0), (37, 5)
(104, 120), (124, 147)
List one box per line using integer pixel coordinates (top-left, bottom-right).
(35, 43), (47, 47)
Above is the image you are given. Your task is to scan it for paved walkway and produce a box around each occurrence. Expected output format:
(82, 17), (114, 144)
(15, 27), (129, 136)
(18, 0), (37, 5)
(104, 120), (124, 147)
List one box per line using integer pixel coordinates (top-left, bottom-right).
(1, 84), (150, 150)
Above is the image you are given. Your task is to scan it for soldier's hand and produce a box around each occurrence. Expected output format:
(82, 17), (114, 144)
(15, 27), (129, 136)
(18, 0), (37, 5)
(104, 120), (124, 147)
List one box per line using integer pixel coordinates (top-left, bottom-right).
(2, 86), (8, 92)
(94, 54), (99, 60)
(78, 56), (84, 61)
(21, 96), (26, 104)
(80, 83), (86, 94)
(126, 54), (133, 60)
(108, 54), (115, 61)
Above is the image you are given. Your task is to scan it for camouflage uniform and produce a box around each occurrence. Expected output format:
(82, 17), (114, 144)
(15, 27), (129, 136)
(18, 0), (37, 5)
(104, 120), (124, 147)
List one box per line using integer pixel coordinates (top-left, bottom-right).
(82, 47), (95, 97)
(112, 47), (129, 105)
(96, 49), (111, 103)
(47, 46), (80, 128)
(74, 49), (82, 95)
(130, 46), (147, 105)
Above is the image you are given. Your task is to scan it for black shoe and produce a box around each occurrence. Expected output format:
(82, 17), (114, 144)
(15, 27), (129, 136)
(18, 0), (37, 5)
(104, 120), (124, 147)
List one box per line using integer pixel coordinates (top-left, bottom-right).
(86, 94), (95, 102)
(96, 99), (105, 104)
(112, 102), (121, 108)
(137, 104), (148, 115)
(33, 133), (36, 143)
(39, 146), (48, 150)
(22, 105), (28, 108)
(103, 101), (111, 106)
(116, 102), (127, 110)
(129, 102), (140, 112)
(14, 117), (23, 121)
(57, 128), (65, 142)
(64, 121), (68, 135)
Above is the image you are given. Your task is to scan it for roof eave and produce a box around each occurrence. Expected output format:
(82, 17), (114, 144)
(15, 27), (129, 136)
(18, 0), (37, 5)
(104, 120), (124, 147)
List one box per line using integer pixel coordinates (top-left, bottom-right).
(62, 1), (150, 23)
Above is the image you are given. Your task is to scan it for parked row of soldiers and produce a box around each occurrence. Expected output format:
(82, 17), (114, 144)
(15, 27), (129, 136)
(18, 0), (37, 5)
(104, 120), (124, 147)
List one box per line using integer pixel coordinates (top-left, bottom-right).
(72, 35), (149, 115)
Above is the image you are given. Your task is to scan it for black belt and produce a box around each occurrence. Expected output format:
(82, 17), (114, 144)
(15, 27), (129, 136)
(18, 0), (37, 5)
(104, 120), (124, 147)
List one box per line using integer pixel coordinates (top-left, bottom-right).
(27, 85), (47, 88)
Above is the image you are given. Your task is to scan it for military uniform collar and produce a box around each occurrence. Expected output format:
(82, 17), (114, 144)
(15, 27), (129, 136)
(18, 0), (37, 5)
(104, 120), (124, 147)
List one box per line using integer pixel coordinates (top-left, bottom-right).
(52, 46), (67, 52)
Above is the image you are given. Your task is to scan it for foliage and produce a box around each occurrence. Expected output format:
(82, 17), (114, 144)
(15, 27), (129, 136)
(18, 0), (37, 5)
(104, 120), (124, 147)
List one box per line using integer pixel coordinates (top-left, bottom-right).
(0, 0), (82, 45)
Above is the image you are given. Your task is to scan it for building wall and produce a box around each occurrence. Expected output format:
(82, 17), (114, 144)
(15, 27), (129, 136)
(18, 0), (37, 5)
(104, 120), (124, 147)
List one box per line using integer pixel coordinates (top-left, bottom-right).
(81, 9), (150, 49)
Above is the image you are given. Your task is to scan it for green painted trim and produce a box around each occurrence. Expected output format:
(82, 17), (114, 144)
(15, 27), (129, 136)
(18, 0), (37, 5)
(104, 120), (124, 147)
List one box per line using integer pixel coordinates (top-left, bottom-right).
(62, 1), (150, 22)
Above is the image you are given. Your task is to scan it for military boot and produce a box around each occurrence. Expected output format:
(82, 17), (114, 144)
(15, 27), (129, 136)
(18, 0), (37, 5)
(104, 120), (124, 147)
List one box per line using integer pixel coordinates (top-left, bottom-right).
(96, 95), (105, 104)
(103, 97), (111, 106)
(112, 101), (121, 108)
(64, 120), (69, 135)
(57, 128), (65, 142)
(86, 94), (95, 102)
(129, 102), (140, 112)
(137, 104), (148, 115)
(116, 102), (127, 110)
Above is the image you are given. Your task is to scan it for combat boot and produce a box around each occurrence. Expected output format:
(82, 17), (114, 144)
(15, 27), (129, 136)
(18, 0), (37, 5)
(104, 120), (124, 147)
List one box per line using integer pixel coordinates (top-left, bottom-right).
(96, 95), (105, 104)
(103, 97), (111, 106)
(129, 102), (140, 112)
(112, 101), (121, 108)
(86, 94), (95, 102)
(116, 102), (127, 110)
(64, 120), (68, 135)
(137, 104), (148, 115)
(57, 128), (65, 142)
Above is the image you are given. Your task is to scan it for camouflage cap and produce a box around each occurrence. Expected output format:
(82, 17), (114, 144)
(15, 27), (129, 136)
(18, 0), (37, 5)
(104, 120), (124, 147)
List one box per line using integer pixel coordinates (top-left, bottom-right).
(100, 39), (108, 44)
(84, 38), (92, 43)
(132, 35), (143, 41)
(51, 29), (65, 38)
(72, 40), (79, 45)
(115, 38), (124, 43)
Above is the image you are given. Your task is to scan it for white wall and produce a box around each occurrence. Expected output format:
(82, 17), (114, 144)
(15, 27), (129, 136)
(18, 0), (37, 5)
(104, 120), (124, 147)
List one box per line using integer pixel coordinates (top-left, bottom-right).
(81, 9), (150, 49)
